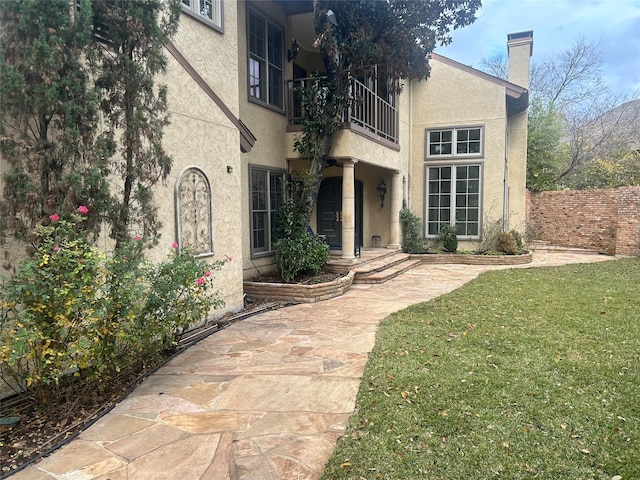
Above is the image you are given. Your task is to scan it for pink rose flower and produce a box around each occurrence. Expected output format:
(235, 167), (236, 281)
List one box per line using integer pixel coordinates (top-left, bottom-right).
(204, 271), (211, 277)
(197, 277), (205, 285)
(78, 205), (89, 214)
(227, 256), (233, 262)
(135, 234), (142, 241)
(53, 245), (60, 252)
(172, 242), (179, 249)
(50, 214), (59, 222)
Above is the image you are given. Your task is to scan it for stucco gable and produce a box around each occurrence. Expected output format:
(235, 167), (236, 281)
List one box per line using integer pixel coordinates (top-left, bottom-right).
(430, 53), (528, 116)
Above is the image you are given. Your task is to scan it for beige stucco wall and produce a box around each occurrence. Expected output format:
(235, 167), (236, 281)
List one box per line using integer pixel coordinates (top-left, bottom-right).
(507, 111), (528, 232)
(155, 2), (245, 314)
(409, 57), (514, 249)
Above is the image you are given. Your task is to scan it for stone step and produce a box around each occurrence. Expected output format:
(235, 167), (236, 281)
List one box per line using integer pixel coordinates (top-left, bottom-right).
(353, 251), (410, 275)
(325, 249), (401, 274)
(354, 258), (422, 284)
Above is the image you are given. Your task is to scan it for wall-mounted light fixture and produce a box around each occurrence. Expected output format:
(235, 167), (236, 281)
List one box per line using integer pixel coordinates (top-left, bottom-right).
(377, 179), (387, 207)
(227, 165), (233, 173)
(288, 39), (300, 62)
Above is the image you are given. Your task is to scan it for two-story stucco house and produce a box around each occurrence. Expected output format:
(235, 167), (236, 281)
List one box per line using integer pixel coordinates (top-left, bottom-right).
(1, 0), (533, 319)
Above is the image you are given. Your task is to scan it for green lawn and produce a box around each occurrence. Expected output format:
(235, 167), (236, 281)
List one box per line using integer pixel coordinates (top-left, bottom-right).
(321, 258), (640, 480)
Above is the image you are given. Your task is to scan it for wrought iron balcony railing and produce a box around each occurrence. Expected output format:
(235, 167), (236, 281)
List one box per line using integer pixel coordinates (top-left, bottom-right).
(286, 77), (399, 144)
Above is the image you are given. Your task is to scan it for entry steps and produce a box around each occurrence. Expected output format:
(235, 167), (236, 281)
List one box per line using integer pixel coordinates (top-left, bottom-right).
(352, 251), (422, 284)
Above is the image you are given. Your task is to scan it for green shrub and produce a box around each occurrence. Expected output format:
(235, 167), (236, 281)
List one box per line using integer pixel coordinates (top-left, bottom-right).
(399, 209), (426, 253)
(142, 244), (226, 357)
(0, 211), (227, 412)
(273, 172), (329, 282)
(438, 225), (458, 252)
(0, 214), (105, 407)
(273, 233), (329, 283)
(495, 231), (519, 255)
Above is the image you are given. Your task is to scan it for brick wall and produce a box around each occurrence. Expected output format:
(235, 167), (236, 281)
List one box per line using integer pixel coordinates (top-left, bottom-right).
(527, 187), (640, 256)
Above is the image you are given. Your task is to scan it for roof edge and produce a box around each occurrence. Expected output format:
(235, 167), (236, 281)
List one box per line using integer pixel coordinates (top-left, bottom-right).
(430, 52), (528, 99)
(165, 41), (256, 153)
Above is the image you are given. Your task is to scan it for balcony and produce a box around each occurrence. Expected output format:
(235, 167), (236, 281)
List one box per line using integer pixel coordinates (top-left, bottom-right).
(286, 77), (399, 144)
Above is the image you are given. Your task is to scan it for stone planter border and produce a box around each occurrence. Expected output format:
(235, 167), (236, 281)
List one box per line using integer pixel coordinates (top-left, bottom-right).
(243, 270), (356, 304)
(243, 252), (532, 304)
(410, 250), (533, 265)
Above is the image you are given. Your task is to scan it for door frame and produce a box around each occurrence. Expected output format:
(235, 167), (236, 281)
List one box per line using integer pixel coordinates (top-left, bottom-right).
(317, 176), (363, 249)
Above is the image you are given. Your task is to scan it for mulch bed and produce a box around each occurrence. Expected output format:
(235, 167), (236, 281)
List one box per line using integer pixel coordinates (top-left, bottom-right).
(1, 367), (154, 476)
(250, 270), (343, 285)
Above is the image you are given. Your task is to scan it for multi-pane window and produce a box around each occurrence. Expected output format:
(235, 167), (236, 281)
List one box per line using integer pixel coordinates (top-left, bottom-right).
(250, 166), (284, 255)
(181, 0), (223, 30)
(248, 9), (283, 109)
(426, 165), (481, 238)
(427, 127), (483, 157)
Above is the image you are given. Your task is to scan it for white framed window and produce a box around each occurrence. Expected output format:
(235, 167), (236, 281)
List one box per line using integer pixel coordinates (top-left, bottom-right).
(250, 165), (285, 256)
(248, 8), (284, 109)
(181, 0), (223, 31)
(426, 164), (482, 239)
(427, 126), (483, 158)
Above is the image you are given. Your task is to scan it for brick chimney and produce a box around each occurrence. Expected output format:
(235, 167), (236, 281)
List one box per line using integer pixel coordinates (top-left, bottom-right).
(507, 31), (533, 89)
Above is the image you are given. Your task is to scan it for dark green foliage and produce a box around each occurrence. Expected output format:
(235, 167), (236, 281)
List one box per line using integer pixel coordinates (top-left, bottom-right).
(292, 74), (345, 221)
(314, 0), (481, 83)
(399, 208), (426, 253)
(273, 173), (329, 282)
(272, 234), (330, 283)
(297, 0), (481, 219)
(526, 99), (567, 191)
(438, 224), (458, 252)
(275, 174), (314, 240)
(0, 0), (112, 242)
(0, 0), (181, 249)
(89, 0), (181, 247)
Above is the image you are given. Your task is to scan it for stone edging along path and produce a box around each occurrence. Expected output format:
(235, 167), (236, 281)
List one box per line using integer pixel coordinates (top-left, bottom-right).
(411, 250), (533, 265)
(243, 270), (357, 304)
(243, 251), (532, 303)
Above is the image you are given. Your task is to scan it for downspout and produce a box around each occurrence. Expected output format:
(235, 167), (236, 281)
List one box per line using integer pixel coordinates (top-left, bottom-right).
(407, 78), (413, 211)
(503, 115), (509, 231)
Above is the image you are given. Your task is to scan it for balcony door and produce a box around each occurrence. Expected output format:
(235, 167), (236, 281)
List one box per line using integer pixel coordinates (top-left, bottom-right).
(317, 176), (363, 249)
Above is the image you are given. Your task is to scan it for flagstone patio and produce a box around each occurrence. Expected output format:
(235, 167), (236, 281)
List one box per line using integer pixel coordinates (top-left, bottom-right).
(8, 250), (614, 480)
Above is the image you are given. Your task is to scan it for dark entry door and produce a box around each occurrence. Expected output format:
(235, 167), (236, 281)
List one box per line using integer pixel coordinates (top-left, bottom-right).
(318, 177), (342, 247)
(317, 177), (362, 249)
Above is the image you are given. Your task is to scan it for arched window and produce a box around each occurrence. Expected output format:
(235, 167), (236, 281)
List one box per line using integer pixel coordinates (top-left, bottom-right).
(175, 166), (213, 256)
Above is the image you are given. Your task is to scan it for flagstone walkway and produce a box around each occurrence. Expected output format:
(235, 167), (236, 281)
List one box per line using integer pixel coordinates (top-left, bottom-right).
(10, 251), (614, 480)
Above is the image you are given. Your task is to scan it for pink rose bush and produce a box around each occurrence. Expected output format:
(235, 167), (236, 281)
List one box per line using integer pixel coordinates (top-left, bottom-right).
(0, 215), (230, 407)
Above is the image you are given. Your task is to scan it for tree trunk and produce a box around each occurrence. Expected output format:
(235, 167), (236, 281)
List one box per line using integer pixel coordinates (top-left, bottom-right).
(304, 1), (344, 223)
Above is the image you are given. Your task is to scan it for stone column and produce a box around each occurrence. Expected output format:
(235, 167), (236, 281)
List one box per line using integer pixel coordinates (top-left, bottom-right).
(388, 170), (402, 249)
(341, 159), (356, 260)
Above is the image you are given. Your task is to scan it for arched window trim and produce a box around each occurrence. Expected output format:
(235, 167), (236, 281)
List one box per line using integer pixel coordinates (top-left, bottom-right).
(175, 165), (214, 258)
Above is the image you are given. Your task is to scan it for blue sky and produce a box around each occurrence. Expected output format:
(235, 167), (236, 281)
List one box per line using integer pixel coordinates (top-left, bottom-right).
(436, 0), (640, 97)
